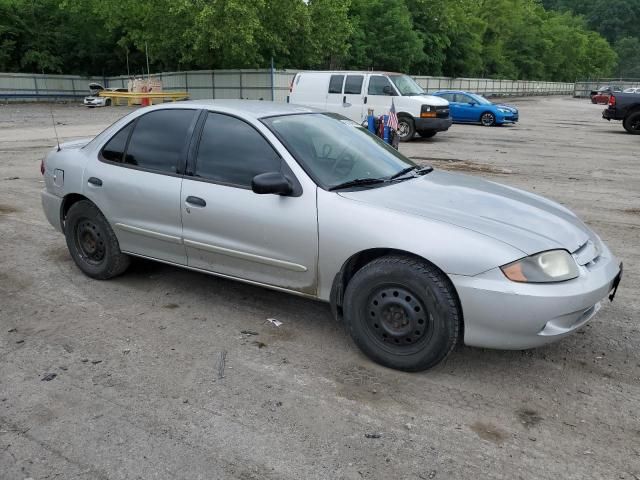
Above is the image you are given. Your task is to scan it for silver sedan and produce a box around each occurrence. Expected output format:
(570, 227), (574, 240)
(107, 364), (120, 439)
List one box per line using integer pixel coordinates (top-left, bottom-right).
(40, 100), (622, 371)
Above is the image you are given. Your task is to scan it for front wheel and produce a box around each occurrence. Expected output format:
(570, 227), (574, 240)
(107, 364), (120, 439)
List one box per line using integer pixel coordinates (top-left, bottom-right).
(396, 116), (416, 142)
(65, 200), (130, 279)
(623, 111), (640, 134)
(480, 112), (496, 126)
(343, 255), (461, 371)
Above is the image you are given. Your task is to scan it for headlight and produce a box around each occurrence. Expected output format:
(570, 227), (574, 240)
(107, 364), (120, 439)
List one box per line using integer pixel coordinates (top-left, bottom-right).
(501, 250), (579, 283)
(498, 108), (510, 113)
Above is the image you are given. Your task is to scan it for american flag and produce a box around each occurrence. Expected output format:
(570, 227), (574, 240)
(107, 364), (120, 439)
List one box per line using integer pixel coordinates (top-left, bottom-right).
(387, 99), (399, 131)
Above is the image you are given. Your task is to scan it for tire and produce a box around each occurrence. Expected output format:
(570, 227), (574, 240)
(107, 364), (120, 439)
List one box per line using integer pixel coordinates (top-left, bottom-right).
(417, 130), (437, 138)
(343, 255), (461, 372)
(64, 200), (130, 279)
(480, 112), (496, 126)
(105, 98), (112, 107)
(590, 97), (597, 104)
(623, 111), (640, 134)
(396, 116), (415, 142)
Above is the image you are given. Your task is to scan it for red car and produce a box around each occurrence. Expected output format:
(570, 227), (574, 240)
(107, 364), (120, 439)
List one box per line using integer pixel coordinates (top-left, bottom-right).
(590, 85), (622, 104)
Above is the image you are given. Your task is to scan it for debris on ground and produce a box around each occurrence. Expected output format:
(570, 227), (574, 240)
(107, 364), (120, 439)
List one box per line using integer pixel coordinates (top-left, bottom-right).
(217, 350), (227, 379)
(7, 327), (17, 333)
(41, 373), (57, 381)
(91, 360), (102, 365)
(15, 339), (24, 344)
(241, 330), (259, 336)
(252, 341), (267, 349)
(266, 318), (283, 327)
(364, 433), (382, 439)
(3, 176), (19, 180)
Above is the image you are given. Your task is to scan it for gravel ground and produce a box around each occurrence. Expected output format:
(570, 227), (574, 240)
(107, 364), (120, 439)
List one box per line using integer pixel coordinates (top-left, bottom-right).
(0, 98), (638, 480)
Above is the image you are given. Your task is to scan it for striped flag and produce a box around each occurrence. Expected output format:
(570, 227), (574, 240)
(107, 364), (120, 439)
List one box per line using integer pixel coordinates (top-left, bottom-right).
(387, 99), (399, 131)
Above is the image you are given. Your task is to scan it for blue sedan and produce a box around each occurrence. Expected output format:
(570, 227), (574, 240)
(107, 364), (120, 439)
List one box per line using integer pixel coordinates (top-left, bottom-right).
(432, 90), (519, 126)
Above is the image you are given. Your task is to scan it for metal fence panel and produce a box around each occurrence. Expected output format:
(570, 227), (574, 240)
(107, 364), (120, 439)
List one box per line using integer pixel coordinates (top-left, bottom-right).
(1, 70), (577, 103)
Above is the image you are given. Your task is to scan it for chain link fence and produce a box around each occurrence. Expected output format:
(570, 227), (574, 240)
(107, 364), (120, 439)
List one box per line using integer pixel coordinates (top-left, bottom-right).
(1, 70), (576, 103)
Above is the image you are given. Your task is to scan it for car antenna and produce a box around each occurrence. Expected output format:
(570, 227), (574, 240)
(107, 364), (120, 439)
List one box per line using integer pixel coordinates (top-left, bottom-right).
(42, 69), (61, 151)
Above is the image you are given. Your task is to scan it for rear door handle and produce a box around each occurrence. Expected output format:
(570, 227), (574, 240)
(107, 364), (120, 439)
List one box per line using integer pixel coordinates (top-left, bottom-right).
(186, 196), (206, 207)
(87, 177), (102, 187)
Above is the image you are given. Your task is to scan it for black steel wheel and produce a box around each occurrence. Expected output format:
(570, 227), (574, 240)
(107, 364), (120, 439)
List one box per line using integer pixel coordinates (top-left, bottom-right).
(343, 255), (461, 371)
(365, 285), (434, 353)
(623, 111), (640, 135)
(65, 200), (130, 279)
(480, 112), (496, 126)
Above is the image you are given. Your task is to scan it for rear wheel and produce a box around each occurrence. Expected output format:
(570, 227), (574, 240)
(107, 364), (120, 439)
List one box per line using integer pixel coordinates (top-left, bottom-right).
(623, 111), (640, 134)
(343, 255), (461, 371)
(480, 112), (496, 126)
(417, 130), (437, 138)
(65, 200), (130, 279)
(396, 116), (415, 142)
(105, 98), (112, 107)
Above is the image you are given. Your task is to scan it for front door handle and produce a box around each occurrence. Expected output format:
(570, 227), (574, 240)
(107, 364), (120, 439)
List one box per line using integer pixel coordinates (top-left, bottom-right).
(186, 196), (206, 207)
(87, 177), (102, 187)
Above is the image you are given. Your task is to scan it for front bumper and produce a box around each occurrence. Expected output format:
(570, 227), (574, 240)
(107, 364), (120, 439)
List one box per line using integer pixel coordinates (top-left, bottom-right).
(414, 117), (453, 132)
(41, 189), (63, 233)
(83, 97), (106, 107)
(450, 244), (621, 349)
(498, 113), (518, 123)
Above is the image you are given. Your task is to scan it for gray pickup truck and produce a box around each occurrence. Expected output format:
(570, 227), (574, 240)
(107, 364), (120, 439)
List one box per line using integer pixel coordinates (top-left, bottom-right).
(602, 92), (640, 134)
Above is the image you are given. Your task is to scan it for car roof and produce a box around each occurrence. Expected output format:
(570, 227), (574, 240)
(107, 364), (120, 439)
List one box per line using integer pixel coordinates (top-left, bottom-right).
(296, 70), (403, 75)
(146, 99), (323, 119)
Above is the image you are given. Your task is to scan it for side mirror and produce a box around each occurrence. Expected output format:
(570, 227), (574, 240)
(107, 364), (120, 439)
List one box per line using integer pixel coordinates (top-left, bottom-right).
(383, 85), (394, 96)
(468, 101), (477, 106)
(251, 172), (293, 196)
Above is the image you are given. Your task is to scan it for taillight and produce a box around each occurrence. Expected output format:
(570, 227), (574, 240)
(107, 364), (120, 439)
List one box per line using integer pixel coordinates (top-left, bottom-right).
(609, 95), (616, 106)
(40, 158), (45, 175)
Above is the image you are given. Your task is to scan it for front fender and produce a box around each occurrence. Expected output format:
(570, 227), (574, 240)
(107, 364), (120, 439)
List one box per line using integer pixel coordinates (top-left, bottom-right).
(316, 189), (525, 301)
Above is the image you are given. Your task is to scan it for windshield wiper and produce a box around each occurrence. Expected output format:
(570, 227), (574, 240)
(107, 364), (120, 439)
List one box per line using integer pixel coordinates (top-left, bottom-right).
(388, 165), (434, 181)
(389, 166), (418, 180)
(328, 177), (387, 191)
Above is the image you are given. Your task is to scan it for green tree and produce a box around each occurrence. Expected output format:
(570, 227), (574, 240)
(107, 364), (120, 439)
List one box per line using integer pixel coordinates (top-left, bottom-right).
(615, 37), (640, 77)
(346, 0), (424, 72)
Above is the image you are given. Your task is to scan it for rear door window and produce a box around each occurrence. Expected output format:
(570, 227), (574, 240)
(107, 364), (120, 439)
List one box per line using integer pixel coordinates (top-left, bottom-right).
(194, 113), (281, 188)
(344, 75), (364, 95)
(124, 109), (197, 173)
(328, 75), (344, 94)
(101, 122), (133, 163)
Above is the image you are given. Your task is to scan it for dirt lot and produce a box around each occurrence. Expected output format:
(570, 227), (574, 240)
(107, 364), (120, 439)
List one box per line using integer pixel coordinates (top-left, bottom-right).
(0, 97), (638, 480)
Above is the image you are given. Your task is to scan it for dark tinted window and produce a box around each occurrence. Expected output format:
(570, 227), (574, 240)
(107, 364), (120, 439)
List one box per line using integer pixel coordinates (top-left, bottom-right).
(328, 75), (344, 94)
(124, 109), (196, 173)
(195, 113), (281, 187)
(102, 122), (133, 162)
(368, 76), (394, 95)
(344, 75), (364, 94)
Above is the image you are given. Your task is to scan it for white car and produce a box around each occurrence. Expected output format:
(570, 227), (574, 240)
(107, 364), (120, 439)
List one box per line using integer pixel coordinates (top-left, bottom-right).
(83, 83), (127, 107)
(288, 71), (452, 141)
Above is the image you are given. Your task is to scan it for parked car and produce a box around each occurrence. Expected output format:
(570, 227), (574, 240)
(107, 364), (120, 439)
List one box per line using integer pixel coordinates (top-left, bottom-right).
(432, 90), (519, 126)
(590, 85), (622, 104)
(83, 83), (128, 107)
(602, 92), (640, 134)
(623, 87), (640, 94)
(40, 100), (622, 371)
(288, 71), (452, 141)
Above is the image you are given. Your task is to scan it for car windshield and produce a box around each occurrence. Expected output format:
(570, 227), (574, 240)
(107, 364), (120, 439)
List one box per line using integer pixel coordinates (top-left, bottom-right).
(388, 75), (424, 96)
(263, 113), (417, 190)
(468, 93), (492, 105)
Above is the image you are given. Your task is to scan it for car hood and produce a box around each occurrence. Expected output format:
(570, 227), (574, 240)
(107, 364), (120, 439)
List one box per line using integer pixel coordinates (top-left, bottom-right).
(409, 94), (449, 106)
(338, 170), (592, 255)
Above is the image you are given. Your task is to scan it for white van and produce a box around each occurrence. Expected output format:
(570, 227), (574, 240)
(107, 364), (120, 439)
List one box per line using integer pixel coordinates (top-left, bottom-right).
(288, 71), (452, 141)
